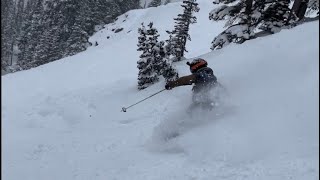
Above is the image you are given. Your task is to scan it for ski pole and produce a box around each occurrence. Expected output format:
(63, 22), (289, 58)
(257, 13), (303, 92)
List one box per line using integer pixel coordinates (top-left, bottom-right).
(121, 89), (166, 112)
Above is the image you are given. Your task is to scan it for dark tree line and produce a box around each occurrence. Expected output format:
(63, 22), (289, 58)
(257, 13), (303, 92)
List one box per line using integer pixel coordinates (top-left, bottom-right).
(1, 0), (141, 74)
(1, 0), (18, 73)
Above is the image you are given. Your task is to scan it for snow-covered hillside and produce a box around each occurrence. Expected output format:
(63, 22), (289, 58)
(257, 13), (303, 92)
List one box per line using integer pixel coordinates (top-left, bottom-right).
(2, 0), (319, 179)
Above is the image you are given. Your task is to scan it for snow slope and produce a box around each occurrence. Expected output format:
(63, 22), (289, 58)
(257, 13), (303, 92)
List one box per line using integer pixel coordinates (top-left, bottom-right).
(2, 0), (319, 179)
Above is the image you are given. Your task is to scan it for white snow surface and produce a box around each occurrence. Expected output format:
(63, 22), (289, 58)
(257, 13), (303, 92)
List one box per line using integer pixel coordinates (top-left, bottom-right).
(2, 0), (319, 179)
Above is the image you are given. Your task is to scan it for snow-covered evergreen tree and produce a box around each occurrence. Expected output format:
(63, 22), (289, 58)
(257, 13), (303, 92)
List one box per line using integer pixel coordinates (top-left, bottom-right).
(137, 23), (159, 90)
(259, 0), (292, 33)
(167, 0), (200, 61)
(137, 23), (179, 89)
(17, 0), (44, 69)
(87, 0), (123, 34)
(65, 2), (91, 56)
(154, 41), (179, 82)
(209, 0), (296, 50)
(15, 0), (25, 37)
(210, 0), (255, 50)
(1, 0), (16, 73)
(65, 23), (91, 56)
(163, 32), (180, 62)
(307, 0), (319, 16)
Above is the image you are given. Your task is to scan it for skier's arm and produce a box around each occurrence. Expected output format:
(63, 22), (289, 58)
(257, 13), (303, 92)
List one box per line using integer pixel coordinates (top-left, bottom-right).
(165, 74), (196, 89)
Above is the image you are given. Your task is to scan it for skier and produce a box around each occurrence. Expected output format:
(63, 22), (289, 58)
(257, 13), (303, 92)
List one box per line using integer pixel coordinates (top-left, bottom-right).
(165, 58), (219, 111)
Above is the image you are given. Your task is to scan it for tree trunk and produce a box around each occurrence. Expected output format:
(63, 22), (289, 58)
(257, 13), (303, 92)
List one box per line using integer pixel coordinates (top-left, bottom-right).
(296, 0), (309, 20)
(244, 0), (253, 15)
(288, 0), (309, 22)
(244, 0), (253, 24)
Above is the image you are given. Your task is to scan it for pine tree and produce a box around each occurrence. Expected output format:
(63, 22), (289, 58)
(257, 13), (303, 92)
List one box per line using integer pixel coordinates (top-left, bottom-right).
(167, 0), (200, 61)
(65, 0), (91, 56)
(137, 24), (159, 90)
(17, 0), (45, 69)
(108, 1), (123, 20)
(137, 23), (159, 90)
(32, 0), (56, 66)
(307, 0), (319, 15)
(137, 23), (179, 89)
(210, 0), (256, 50)
(87, 0), (119, 33)
(15, 0), (25, 37)
(163, 33), (176, 59)
(16, 8), (32, 70)
(259, 0), (292, 33)
(29, 0), (45, 67)
(65, 23), (91, 56)
(155, 41), (179, 82)
(209, 0), (296, 50)
(1, 0), (16, 73)
(32, 0), (64, 66)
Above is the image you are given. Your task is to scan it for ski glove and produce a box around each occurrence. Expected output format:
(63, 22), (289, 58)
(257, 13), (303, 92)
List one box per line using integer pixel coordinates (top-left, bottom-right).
(165, 81), (175, 90)
(165, 84), (172, 90)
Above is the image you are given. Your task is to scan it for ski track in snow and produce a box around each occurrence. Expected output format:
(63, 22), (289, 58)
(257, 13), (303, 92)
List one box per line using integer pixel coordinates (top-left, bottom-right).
(2, 0), (319, 179)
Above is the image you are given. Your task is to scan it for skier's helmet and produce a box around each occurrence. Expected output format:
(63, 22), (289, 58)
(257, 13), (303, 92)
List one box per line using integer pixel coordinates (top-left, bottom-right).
(187, 58), (208, 73)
